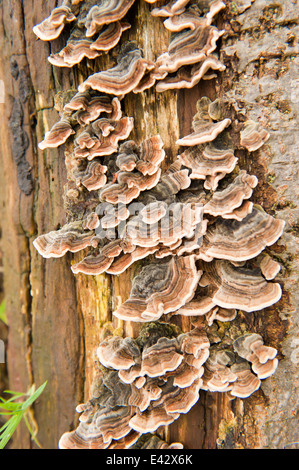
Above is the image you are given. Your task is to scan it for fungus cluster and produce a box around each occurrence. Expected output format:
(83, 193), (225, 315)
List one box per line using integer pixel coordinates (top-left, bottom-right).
(33, 0), (284, 450)
(34, 0), (226, 93)
(33, 0), (135, 67)
(59, 323), (208, 448)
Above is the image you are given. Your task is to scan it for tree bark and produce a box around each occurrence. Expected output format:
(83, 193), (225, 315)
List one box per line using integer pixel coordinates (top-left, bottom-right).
(0, 0), (298, 449)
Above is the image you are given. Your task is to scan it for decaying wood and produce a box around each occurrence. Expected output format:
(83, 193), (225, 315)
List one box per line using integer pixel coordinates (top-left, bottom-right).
(0, 0), (298, 449)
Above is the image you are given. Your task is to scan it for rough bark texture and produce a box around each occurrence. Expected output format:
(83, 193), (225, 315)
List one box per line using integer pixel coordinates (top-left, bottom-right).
(0, 0), (298, 449)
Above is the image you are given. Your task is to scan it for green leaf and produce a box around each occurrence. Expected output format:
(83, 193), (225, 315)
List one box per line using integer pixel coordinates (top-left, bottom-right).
(0, 300), (7, 325)
(0, 381), (47, 449)
(0, 413), (23, 449)
(21, 381), (47, 410)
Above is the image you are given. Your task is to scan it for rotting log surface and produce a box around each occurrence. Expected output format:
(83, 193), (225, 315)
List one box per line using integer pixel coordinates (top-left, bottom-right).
(0, 0), (298, 449)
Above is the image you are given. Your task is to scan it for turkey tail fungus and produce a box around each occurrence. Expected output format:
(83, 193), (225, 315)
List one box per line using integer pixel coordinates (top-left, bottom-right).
(29, 0), (292, 449)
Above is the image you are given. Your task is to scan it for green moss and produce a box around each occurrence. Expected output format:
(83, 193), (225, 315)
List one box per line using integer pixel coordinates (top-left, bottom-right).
(267, 172), (276, 184)
(217, 417), (242, 449)
(136, 322), (181, 349)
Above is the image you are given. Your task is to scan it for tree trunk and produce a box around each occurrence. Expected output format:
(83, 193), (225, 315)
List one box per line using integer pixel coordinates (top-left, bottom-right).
(0, 0), (298, 449)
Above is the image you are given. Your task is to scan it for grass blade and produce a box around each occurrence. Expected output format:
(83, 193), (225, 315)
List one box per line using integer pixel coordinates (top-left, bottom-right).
(0, 300), (7, 325)
(21, 381), (47, 410)
(0, 413), (23, 449)
(0, 381), (47, 449)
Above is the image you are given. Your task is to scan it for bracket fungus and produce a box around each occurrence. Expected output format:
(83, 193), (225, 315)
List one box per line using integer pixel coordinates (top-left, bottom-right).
(33, 5), (76, 41)
(197, 259), (282, 312)
(78, 42), (156, 96)
(176, 97), (231, 147)
(32, 0), (285, 449)
(48, 22), (131, 68)
(83, 0), (135, 37)
(113, 256), (201, 322)
(240, 120), (270, 152)
(32, 221), (98, 259)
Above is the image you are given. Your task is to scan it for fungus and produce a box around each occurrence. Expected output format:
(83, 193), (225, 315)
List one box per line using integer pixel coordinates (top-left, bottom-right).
(240, 120), (270, 152)
(74, 116), (134, 159)
(163, 8), (208, 31)
(113, 256), (201, 322)
(197, 207), (285, 262)
(83, 0), (135, 37)
(156, 56), (226, 92)
(100, 204), (130, 229)
(38, 117), (75, 150)
(98, 135), (165, 204)
(178, 138), (237, 190)
(133, 66), (168, 94)
(48, 22), (131, 68)
(33, 222), (98, 259)
(79, 161), (108, 191)
(201, 345), (266, 398)
(205, 307), (237, 325)
(150, 0), (191, 17)
(99, 169), (161, 204)
(198, 259), (282, 312)
(64, 93), (121, 125)
(220, 200), (254, 222)
(141, 337), (184, 377)
(259, 254), (281, 280)
(233, 333), (278, 379)
(123, 202), (203, 250)
(136, 435), (183, 449)
(156, 17), (224, 74)
(71, 253), (114, 275)
(129, 405), (180, 433)
(173, 298), (216, 317)
(202, 349), (237, 392)
(176, 97), (231, 147)
(48, 35), (102, 68)
(60, 323), (210, 447)
(78, 42), (155, 96)
(71, 244), (159, 276)
(90, 21), (131, 50)
(82, 212), (100, 231)
(97, 336), (140, 371)
(229, 363), (261, 398)
(178, 328), (210, 358)
(31, 2), (285, 442)
(203, 171), (258, 217)
(33, 5), (76, 41)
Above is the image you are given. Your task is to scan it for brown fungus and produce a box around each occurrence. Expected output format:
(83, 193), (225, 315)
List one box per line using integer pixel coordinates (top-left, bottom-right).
(259, 254), (281, 280)
(240, 120), (270, 152)
(31, 7), (286, 439)
(74, 116), (134, 159)
(203, 170), (258, 218)
(150, 0), (191, 18)
(33, 5), (76, 41)
(156, 17), (224, 74)
(233, 333), (278, 379)
(178, 138), (237, 190)
(176, 97), (231, 147)
(113, 256), (201, 322)
(38, 117), (75, 150)
(48, 22), (131, 68)
(156, 56), (226, 92)
(83, 0), (135, 37)
(78, 42), (155, 96)
(33, 221), (98, 259)
(198, 259), (282, 312)
(197, 206), (285, 262)
(79, 161), (108, 191)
